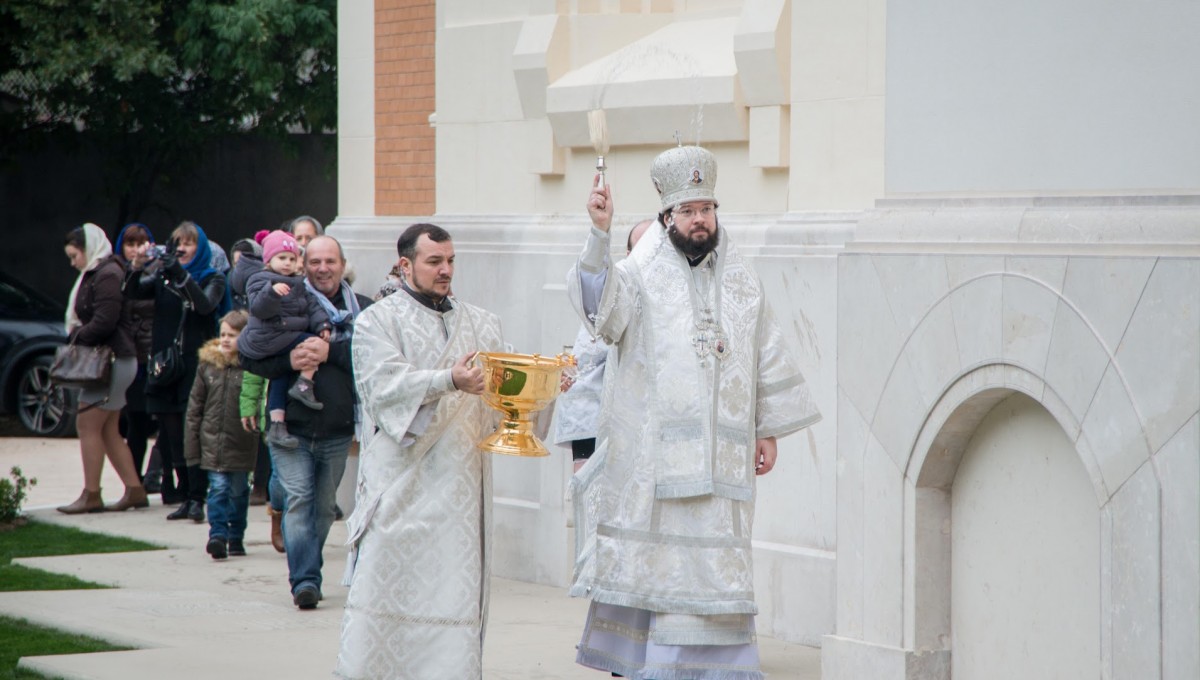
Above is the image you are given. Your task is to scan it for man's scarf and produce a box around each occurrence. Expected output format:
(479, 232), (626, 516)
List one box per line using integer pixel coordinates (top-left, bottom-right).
(305, 278), (362, 340)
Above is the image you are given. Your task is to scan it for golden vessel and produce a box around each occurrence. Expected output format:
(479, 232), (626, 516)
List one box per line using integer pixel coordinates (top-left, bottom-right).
(476, 352), (575, 457)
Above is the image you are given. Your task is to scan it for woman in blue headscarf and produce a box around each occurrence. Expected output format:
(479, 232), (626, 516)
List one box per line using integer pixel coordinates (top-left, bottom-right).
(124, 221), (228, 521)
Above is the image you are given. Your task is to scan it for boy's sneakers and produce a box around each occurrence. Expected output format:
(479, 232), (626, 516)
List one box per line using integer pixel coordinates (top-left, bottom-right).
(227, 539), (246, 557)
(266, 422), (299, 448)
(287, 377), (324, 411)
(207, 537), (228, 560)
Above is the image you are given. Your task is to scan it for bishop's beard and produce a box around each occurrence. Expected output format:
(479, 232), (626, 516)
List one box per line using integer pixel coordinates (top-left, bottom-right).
(666, 217), (720, 261)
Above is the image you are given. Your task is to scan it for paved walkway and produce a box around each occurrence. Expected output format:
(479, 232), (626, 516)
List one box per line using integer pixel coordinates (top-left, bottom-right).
(0, 437), (822, 679)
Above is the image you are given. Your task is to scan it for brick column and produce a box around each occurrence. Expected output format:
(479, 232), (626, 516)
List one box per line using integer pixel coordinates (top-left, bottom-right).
(375, 0), (435, 215)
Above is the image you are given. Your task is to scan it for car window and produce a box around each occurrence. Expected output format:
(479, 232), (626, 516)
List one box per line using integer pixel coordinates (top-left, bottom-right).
(0, 274), (60, 319)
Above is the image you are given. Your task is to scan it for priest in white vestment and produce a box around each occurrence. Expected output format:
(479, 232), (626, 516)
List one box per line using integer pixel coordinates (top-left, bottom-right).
(567, 146), (821, 680)
(336, 223), (504, 680)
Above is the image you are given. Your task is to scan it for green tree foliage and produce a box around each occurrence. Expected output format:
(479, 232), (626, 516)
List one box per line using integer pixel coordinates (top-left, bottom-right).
(0, 0), (336, 224)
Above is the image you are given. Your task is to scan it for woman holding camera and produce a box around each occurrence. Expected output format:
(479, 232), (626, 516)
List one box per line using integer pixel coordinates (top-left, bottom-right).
(57, 224), (148, 514)
(113, 223), (157, 484)
(125, 221), (229, 521)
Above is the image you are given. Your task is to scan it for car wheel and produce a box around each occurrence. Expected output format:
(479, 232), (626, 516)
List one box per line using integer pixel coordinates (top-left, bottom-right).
(16, 354), (76, 437)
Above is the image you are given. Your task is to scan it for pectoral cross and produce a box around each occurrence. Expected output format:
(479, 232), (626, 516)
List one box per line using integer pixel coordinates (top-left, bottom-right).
(692, 311), (728, 361)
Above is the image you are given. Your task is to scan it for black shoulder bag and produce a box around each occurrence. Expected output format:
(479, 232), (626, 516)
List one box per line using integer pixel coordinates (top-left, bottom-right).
(147, 309), (187, 390)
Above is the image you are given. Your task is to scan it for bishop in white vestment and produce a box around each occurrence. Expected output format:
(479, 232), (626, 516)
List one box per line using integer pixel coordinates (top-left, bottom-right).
(567, 146), (821, 679)
(336, 225), (504, 680)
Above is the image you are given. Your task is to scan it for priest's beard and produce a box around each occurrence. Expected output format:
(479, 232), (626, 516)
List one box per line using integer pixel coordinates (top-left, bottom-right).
(667, 217), (720, 260)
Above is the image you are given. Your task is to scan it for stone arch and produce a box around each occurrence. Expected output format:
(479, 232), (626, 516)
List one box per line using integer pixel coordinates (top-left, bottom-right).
(862, 271), (1160, 660)
(868, 271), (1153, 504)
(898, 368), (1159, 673)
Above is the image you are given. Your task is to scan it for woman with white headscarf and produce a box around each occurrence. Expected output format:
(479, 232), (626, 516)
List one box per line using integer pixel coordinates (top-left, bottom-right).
(58, 223), (148, 514)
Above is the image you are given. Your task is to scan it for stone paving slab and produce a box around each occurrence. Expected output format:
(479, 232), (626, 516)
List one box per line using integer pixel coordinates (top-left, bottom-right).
(0, 437), (822, 679)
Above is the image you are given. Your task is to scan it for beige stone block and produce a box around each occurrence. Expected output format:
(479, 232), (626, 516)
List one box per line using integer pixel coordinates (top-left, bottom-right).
(545, 16), (745, 147)
(1000, 274), (1057, 374)
(752, 545), (835, 646)
(435, 124), (478, 212)
(793, 0), (880, 101)
(734, 0), (790, 106)
(1158, 415), (1200, 680)
(1106, 460), (1162, 680)
(1006, 255), (1068, 293)
(905, 483), (951, 651)
(944, 255), (1004, 289)
(338, 56), (375, 138)
(1060, 257), (1155, 356)
(527, 117), (566, 176)
(748, 105), (790, 168)
(837, 254), (904, 423)
(337, 0), (374, 63)
(836, 388), (870, 639)
(1043, 297), (1111, 426)
(949, 276), (1003, 371)
(873, 254), (951, 338)
(337, 136), (375, 217)
(822, 635), (950, 680)
(863, 434), (904, 646)
(1081, 364), (1150, 495)
(437, 21), (526, 125)
(512, 14), (566, 119)
(871, 355), (929, 472)
(1113, 258), (1200, 454)
(791, 97), (885, 210)
(903, 302), (961, 405)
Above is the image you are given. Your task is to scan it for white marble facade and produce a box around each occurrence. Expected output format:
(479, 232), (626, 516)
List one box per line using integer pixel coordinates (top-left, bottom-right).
(331, 1), (1200, 677)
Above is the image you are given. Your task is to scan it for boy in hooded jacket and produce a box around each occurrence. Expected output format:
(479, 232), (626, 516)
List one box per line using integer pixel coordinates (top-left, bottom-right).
(186, 310), (260, 559)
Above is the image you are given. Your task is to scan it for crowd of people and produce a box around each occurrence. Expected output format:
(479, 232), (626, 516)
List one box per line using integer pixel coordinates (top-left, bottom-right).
(56, 142), (822, 680)
(57, 214), (373, 609)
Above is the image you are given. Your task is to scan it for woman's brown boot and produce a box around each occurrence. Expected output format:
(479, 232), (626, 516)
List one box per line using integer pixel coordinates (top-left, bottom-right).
(268, 505), (286, 553)
(57, 489), (104, 514)
(106, 485), (150, 511)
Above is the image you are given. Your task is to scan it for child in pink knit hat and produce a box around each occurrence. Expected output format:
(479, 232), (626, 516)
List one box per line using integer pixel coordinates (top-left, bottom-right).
(236, 230), (332, 447)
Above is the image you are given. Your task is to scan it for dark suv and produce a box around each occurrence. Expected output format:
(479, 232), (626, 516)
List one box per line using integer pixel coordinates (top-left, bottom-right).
(0, 271), (76, 436)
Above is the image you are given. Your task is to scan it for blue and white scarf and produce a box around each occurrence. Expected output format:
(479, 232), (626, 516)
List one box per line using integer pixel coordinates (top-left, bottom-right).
(304, 278), (362, 341)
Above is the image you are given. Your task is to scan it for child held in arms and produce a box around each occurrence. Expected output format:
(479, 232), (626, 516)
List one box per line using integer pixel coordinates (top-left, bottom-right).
(237, 230), (331, 448)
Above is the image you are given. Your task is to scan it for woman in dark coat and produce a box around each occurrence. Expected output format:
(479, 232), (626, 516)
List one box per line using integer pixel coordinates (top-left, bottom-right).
(113, 223), (157, 482)
(57, 224), (148, 514)
(125, 221), (230, 521)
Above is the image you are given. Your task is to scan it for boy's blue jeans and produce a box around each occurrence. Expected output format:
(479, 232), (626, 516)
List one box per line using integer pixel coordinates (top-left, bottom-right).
(207, 471), (250, 541)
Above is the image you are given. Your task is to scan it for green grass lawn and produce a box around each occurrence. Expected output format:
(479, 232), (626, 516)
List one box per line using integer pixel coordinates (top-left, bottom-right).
(0, 519), (162, 678)
(0, 519), (160, 592)
(0, 615), (131, 679)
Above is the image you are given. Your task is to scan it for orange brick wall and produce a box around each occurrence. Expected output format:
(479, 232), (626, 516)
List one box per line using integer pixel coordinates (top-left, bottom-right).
(375, 0), (436, 216)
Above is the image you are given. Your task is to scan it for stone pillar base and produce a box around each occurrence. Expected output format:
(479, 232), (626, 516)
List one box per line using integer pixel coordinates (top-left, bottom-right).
(821, 636), (949, 680)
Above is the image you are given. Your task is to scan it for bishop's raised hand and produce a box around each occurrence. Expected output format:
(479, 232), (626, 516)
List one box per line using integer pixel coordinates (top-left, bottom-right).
(587, 178), (613, 233)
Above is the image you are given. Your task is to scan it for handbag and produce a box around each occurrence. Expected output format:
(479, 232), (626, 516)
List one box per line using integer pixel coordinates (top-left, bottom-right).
(49, 341), (114, 390)
(147, 309), (187, 390)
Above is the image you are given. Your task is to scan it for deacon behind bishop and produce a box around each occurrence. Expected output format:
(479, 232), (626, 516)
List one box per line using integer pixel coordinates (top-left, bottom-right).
(567, 145), (822, 679)
(336, 223), (504, 679)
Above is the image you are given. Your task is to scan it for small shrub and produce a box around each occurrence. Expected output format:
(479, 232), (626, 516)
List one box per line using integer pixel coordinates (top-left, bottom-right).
(0, 467), (37, 524)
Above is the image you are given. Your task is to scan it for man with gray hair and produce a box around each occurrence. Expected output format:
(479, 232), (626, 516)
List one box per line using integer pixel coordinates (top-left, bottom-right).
(566, 145), (822, 679)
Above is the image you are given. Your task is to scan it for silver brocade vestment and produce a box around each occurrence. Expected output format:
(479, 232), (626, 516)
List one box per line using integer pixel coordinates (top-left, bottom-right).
(335, 292), (504, 680)
(566, 222), (821, 642)
(553, 323), (610, 445)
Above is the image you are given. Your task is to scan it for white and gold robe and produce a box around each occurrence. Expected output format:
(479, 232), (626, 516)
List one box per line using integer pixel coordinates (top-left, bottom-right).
(335, 291), (503, 680)
(566, 221), (820, 666)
